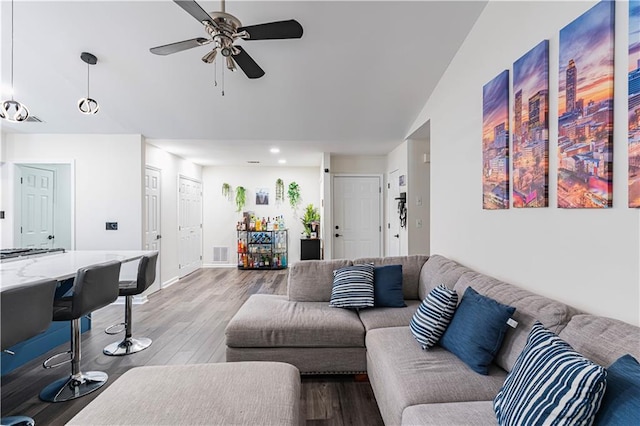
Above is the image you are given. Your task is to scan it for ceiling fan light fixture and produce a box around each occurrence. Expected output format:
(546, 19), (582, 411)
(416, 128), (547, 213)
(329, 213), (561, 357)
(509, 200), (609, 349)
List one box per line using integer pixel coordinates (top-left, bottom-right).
(226, 56), (236, 72)
(78, 52), (99, 115)
(202, 49), (218, 64)
(1, 0), (29, 123)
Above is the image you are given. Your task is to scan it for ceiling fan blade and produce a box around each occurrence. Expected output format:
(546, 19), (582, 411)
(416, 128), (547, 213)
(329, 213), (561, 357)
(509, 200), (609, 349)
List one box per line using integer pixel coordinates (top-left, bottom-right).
(238, 19), (303, 40)
(233, 46), (265, 79)
(173, 0), (214, 25)
(150, 37), (210, 55)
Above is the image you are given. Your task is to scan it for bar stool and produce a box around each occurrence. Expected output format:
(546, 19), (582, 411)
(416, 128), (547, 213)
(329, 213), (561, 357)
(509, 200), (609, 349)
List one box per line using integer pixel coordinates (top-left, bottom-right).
(39, 260), (121, 403)
(103, 253), (158, 356)
(1, 279), (57, 426)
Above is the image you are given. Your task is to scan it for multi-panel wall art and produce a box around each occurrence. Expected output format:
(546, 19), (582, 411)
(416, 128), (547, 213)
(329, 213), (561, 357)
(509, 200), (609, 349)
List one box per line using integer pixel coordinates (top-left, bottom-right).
(630, 0), (640, 207)
(513, 41), (549, 208)
(482, 70), (510, 210)
(557, 1), (614, 208)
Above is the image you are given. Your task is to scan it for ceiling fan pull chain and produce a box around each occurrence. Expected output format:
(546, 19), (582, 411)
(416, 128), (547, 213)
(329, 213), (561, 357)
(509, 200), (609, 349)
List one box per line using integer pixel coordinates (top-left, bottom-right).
(213, 58), (218, 87)
(222, 64), (225, 96)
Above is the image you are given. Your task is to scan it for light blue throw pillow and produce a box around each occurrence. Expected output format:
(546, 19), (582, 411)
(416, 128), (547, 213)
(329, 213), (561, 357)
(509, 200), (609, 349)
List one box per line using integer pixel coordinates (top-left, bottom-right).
(439, 286), (515, 375)
(329, 264), (375, 309)
(494, 321), (607, 426)
(409, 284), (458, 349)
(594, 354), (640, 425)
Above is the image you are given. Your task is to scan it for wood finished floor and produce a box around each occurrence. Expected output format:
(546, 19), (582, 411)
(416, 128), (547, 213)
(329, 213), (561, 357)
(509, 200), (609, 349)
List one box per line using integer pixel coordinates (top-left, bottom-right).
(1, 268), (384, 426)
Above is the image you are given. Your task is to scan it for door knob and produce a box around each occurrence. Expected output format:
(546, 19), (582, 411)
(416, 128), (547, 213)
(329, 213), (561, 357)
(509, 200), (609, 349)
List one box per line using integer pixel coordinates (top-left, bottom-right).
(394, 234), (399, 238)
(47, 235), (55, 240)
(156, 235), (162, 240)
(335, 233), (342, 238)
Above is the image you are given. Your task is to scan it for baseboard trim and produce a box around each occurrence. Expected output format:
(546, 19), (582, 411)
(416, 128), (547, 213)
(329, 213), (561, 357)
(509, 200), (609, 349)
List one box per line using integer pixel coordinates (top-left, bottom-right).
(202, 263), (237, 269)
(163, 276), (180, 289)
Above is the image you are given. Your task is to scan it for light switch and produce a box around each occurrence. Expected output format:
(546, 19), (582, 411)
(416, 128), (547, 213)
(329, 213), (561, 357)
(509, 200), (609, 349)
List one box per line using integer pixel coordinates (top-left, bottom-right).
(416, 196), (422, 206)
(416, 219), (422, 228)
(106, 222), (118, 230)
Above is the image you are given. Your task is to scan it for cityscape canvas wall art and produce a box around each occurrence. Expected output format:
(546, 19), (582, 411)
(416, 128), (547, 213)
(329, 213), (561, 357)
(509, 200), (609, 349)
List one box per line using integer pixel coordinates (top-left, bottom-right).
(482, 70), (510, 210)
(629, 0), (640, 207)
(513, 40), (549, 208)
(558, 1), (614, 208)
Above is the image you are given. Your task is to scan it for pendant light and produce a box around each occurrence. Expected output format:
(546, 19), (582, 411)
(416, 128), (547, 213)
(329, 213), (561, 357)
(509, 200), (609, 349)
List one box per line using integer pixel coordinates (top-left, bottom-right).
(77, 52), (99, 115)
(0, 0), (30, 122)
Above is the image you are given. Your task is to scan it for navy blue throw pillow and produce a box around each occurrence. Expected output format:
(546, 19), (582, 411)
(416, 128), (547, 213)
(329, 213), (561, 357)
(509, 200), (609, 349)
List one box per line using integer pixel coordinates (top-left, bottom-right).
(594, 354), (640, 425)
(439, 286), (515, 375)
(373, 265), (406, 308)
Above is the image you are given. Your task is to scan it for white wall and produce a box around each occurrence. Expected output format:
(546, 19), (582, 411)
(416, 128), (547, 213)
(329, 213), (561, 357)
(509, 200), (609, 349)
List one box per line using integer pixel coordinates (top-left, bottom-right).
(1, 134), (144, 251)
(202, 166), (321, 266)
(407, 138), (430, 255)
(145, 143), (202, 287)
(387, 142), (409, 255)
(409, 1), (639, 325)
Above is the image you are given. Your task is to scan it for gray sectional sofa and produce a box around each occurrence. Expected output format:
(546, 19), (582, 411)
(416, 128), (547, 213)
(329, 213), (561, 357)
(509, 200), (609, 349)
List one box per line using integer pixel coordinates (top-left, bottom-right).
(225, 254), (640, 425)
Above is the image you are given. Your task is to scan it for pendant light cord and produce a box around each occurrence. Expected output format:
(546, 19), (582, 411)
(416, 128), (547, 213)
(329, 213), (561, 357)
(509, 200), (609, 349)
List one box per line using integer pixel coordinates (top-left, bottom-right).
(10, 0), (15, 100)
(87, 63), (90, 98)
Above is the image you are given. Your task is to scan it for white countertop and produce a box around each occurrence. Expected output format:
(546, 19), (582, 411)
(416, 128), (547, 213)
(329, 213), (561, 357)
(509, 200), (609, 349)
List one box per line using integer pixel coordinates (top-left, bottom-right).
(0, 250), (156, 291)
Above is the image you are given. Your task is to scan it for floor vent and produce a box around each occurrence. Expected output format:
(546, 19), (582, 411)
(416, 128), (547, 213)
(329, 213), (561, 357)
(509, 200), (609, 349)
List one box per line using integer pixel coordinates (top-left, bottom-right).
(212, 246), (230, 263)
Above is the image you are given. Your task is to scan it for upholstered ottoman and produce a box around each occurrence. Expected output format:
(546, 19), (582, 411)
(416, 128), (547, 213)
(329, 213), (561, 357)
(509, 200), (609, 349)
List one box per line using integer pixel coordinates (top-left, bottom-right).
(67, 362), (301, 425)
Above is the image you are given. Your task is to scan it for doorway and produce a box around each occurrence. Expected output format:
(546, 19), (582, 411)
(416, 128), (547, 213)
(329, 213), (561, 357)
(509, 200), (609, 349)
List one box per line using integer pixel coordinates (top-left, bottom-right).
(332, 175), (382, 259)
(178, 176), (202, 277)
(14, 163), (73, 250)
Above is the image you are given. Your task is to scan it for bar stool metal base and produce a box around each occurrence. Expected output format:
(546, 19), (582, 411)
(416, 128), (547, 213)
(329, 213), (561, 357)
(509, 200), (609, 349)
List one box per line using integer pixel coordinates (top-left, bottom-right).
(39, 371), (108, 402)
(0, 415), (35, 426)
(103, 337), (152, 356)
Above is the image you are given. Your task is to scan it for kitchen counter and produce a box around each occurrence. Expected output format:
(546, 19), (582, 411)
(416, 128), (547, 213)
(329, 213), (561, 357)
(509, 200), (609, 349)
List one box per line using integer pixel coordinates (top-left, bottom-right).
(0, 250), (156, 291)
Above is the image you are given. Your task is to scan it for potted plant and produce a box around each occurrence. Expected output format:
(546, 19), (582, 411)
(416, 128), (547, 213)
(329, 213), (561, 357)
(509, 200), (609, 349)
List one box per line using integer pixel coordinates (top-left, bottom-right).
(288, 182), (301, 211)
(301, 204), (320, 238)
(275, 178), (285, 203)
(222, 183), (232, 201)
(235, 186), (246, 212)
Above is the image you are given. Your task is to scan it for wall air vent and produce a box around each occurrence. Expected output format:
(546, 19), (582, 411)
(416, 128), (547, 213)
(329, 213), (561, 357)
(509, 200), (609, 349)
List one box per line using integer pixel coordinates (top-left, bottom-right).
(212, 246), (230, 263)
(246, 160), (260, 164)
(25, 115), (43, 122)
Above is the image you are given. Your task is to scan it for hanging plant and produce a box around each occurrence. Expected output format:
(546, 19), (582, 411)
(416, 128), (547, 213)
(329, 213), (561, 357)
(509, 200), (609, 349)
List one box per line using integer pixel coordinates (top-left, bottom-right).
(235, 186), (246, 212)
(222, 183), (232, 201)
(287, 182), (301, 210)
(275, 178), (285, 203)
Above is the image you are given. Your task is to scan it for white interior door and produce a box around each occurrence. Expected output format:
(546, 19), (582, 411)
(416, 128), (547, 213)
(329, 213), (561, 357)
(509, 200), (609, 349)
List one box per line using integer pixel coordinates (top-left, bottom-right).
(178, 176), (202, 277)
(333, 175), (382, 259)
(145, 167), (161, 293)
(20, 166), (55, 249)
(387, 170), (401, 256)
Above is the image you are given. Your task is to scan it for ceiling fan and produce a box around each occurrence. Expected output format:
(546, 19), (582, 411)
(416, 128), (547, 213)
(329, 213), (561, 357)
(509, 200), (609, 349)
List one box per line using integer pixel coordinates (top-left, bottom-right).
(150, 0), (303, 79)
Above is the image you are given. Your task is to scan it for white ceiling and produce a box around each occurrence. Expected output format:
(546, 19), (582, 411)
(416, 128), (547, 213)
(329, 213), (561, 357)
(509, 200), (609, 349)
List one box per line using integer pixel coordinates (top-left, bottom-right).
(0, 0), (486, 167)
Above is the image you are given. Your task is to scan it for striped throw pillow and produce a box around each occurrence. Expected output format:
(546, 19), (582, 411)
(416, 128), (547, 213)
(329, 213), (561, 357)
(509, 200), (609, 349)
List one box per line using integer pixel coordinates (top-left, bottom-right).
(329, 264), (375, 309)
(493, 321), (607, 426)
(409, 284), (458, 349)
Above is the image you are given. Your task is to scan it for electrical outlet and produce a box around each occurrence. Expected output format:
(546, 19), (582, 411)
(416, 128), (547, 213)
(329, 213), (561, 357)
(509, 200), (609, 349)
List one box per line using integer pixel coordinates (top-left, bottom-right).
(106, 222), (118, 230)
(416, 219), (422, 228)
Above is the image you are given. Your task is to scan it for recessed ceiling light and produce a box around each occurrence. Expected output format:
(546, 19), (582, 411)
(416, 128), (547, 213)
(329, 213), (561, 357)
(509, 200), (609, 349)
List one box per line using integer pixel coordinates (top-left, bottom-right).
(247, 160), (260, 164)
(270, 148), (280, 154)
(278, 159), (287, 164)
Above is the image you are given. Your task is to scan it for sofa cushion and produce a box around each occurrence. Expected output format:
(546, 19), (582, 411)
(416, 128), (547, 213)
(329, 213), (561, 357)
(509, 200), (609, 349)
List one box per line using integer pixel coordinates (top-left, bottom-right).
(330, 264), (375, 309)
(225, 294), (365, 348)
(288, 259), (352, 302)
(354, 255), (428, 300)
(373, 264), (406, 307)
(440, 287), (515, 375)
(454, 270), (578, 373)
(402, 401), (497, 426)
(366, 326), (507, 426)
(594, 354), (640, 425)
(418, 254), (474, 300)
(409, 284), (458, 349)
(358, 300), (421, 332)
(494, 322), (607, 426)
(558, 314), (640, 367)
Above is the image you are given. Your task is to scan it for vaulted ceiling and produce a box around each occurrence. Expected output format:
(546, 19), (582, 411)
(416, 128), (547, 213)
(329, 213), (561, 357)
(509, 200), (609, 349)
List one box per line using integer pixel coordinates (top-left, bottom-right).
(0, 1), (486, 166)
